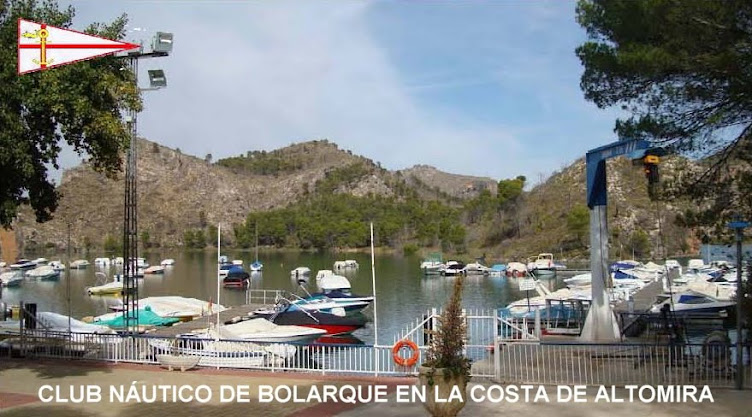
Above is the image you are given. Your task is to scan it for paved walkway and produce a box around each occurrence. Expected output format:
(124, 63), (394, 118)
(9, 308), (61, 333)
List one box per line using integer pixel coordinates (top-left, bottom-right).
(1, 359), (750, 417)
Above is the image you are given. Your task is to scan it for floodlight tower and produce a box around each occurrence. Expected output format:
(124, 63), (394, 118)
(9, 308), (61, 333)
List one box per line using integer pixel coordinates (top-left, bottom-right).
(121, 31), (173, 335)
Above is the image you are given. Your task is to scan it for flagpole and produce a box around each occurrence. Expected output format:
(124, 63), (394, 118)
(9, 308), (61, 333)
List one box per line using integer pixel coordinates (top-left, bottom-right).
(216, 223), (221, 339)
(370, 222), (378, 374)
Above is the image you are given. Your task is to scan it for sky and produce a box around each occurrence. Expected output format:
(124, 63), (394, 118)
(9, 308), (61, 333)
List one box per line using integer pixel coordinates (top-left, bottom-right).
(55, 0), (625, 186)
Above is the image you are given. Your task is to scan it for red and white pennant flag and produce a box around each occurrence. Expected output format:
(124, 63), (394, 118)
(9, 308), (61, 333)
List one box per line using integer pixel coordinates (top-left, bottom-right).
(18, 18), (139, 75)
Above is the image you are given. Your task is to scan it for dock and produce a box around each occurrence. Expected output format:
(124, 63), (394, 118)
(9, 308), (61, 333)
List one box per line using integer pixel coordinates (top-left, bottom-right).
(147, 303), (268, 338)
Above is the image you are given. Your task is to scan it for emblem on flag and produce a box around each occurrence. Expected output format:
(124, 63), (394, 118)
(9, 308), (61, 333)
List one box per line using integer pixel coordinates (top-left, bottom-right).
(18, 18), (140, 75)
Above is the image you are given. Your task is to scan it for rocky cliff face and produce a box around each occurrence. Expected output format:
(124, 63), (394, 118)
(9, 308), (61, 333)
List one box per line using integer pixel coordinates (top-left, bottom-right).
(399, 165), (497, 198)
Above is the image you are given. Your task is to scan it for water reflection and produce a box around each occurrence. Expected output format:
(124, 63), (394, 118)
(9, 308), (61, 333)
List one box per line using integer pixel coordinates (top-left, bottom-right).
(0, 251), (568, 344)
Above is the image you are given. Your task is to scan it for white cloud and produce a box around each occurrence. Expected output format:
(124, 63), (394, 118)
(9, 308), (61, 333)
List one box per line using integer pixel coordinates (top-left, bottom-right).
(85, 1), (521, 180)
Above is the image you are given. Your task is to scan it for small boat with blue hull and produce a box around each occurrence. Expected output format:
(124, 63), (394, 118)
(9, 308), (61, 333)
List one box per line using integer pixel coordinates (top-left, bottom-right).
(488, 264), (506, 277)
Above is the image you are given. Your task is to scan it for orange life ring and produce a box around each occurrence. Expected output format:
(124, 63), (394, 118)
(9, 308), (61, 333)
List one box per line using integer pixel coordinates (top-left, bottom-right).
(392, 339), (419, 367)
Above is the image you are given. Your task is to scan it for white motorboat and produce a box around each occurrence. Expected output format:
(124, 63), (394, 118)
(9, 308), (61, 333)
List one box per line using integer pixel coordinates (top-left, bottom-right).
(0, 261), (6, 268)
(25, 265), (60, 280)
(333, 260), (358, 270)
(160, 259), (175, 266)
(110, 296), (226, 320)
(70, 259), (90, 269)
(86, 273), (123, 296)
(94, 257), (111, 267)
(529, 253), (557, 277)
(316, 274), (375, 305)
(649, 291), (735, 317)
(144, 265), (165, 275)
(49, 260), (65, 271)
(10, 259), (36, 270)
(0, 271), (24, 287)
(315, 269), (334, 281)
(147, 326), (296, 368)
(32, 257), (48, 265)
(464, 262), (489, 275)
(441, 261), (466, 276)
(505, 262), (528, 277)
(291, 266), (311, 281)
(232, 259), (244, 266)
(420, 253), (444, 274)
(221, 318), (326, 342)
(564, 273), (592, 287)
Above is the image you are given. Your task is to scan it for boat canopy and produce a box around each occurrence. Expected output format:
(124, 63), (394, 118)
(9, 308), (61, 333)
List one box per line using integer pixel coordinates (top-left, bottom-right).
(94, 306), (180, 328)
(318, 274), (351, 292)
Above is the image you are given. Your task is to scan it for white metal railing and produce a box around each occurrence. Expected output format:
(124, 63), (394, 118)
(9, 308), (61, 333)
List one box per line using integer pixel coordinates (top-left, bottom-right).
(495, 341), (751, 388)
(244, 289), (290, 306)
(6, 309), (750, 388)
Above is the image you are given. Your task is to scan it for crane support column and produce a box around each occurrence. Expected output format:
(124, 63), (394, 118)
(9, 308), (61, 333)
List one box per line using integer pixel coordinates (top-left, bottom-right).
(580, 139), (653, 342)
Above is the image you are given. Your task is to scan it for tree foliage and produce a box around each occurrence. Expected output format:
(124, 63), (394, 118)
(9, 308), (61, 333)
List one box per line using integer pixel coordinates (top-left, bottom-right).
(576, 0), (752, 230)
(566, 204), (590, 246)
(234, 193), (465, 251)
(0, 0), (140, 228)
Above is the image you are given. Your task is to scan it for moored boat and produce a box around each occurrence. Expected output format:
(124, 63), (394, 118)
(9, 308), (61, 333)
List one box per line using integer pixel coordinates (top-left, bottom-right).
(70, 259), (90, 269)
(464, 262), (489, 275)
(86, 273), (123, 296)
(144, 265), (165, 275)
(223, 266), (250, 288)
(420, 253), (444, 274)
(505, 262), (528, 277)
(10, 259), (36, 270)
(290, 266), (311, 282)
(441, 260), (466, 276)
(253, 302), (367, 335)
(0, 271), (24, 287)
(25, 265), (60, 280)
(529, 253), (557, 277)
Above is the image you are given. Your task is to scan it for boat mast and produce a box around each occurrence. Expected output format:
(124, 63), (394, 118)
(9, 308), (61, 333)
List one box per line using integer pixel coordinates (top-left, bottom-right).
(254, 222), (258, 263)
(370, 222), (379, 374)
(216, 223), (221, 339)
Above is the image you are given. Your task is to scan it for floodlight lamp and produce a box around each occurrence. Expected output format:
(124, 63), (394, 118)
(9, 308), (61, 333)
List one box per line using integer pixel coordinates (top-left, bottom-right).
(153, 32), (173, 54)
(148, 69), (167, 88)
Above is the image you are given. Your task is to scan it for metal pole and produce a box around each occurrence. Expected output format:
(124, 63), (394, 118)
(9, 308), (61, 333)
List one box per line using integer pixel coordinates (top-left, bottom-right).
(735, 226), (744, 390)
(370, 223), (378, 374)
(216, 223), (221, 336)
(67, 222), (71, 334)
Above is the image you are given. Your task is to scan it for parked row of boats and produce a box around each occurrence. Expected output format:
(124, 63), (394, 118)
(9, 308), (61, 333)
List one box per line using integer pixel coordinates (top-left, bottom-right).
(499, 258), (746, 327)
(420, 253), (566, 277)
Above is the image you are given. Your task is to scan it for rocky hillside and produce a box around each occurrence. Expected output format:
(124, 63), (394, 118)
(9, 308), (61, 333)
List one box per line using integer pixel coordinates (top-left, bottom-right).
(399, 164), (497, 199)
(477, 156), (695, 261)
(12, 139), (469, 251)
(10, 138), (696, 260)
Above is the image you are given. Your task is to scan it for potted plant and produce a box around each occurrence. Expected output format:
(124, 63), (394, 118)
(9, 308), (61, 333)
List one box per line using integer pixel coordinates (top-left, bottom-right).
(417, 275), (471, 417)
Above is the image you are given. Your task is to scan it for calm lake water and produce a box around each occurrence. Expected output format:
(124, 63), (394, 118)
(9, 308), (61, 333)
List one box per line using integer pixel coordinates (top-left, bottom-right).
(0, 251), (568, 344)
